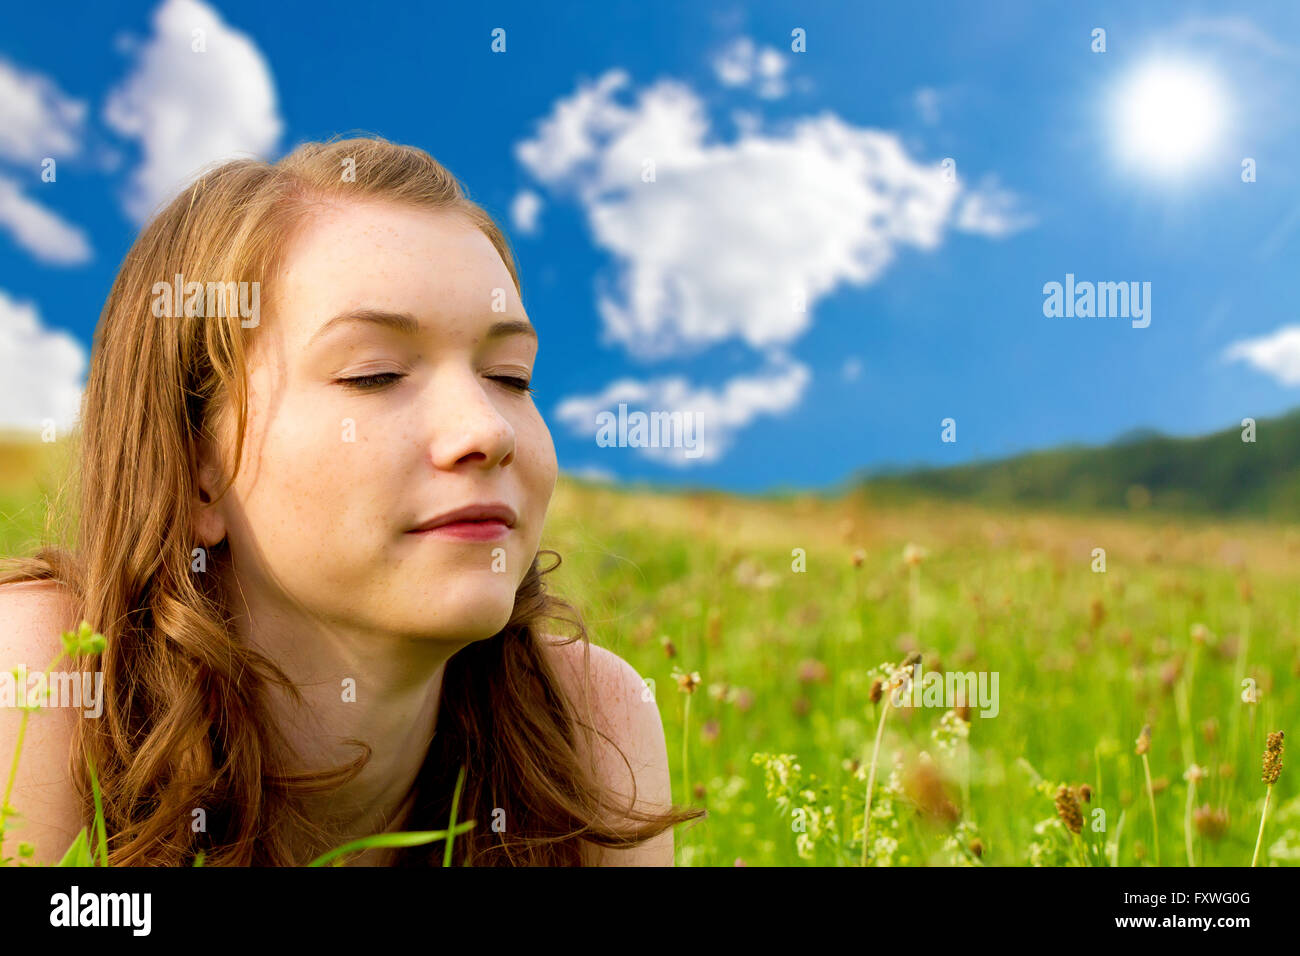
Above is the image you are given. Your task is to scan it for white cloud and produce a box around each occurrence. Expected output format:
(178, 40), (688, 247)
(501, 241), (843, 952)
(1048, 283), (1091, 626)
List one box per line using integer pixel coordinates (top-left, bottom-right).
(841, 356), (862, 381)
(1223, 325), (1300, 385)
(517, 70), (1030, 359)
(0, 58), (87, 164)
(913, 87), (942, 125)
(955, 176), (1038, 237)
(510, 189), (543, 235)
(0, 289), (86, 431)
(0, 175), (93, 265)
(553, 355), (809, 465)
(712, 37), (788, 99)
(519, 69), (1029, 464)
(104, 0), (282, 223)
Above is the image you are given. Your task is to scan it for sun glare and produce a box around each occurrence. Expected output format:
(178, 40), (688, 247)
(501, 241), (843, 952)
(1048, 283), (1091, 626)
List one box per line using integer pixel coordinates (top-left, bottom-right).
(1113, 61), (1227, 175)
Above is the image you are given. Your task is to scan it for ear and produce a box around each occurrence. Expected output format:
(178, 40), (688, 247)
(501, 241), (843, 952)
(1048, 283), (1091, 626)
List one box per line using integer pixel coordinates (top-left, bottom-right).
(193, 432), (228, 548)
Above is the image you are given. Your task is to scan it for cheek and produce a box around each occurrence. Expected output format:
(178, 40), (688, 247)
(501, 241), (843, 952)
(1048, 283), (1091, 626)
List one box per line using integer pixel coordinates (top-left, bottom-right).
(519, 414), (558, 497)
(237, 397), (383, 531)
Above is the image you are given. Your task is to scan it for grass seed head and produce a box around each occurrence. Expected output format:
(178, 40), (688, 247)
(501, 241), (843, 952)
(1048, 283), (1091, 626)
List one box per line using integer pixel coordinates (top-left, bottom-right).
(1192, 804), (1230, 841)
(674, 669), (701, 694)
(1135, 724), (1152, 755)
(1054, 785), (1083, 834)
(1262, 731), (1285, 786)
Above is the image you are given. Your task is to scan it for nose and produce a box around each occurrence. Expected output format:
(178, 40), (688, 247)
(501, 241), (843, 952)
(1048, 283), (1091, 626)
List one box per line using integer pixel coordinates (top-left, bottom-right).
(429, 369), (517, 471)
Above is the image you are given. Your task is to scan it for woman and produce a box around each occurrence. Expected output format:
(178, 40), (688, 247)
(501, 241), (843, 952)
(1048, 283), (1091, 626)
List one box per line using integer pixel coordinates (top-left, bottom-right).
(0, 136), (704, 866)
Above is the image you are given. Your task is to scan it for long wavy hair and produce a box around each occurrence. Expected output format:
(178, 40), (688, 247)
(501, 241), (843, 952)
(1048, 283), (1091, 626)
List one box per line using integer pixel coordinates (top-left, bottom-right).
(0, 135), (705, 865)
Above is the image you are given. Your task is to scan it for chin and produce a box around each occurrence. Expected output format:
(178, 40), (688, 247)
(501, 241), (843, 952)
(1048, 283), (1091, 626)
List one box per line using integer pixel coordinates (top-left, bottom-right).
(397, 579), (520, 642)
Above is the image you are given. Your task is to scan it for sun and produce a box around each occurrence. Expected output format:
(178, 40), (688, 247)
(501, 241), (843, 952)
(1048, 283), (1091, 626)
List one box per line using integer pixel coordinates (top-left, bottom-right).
(1113, 60), (1228, 175)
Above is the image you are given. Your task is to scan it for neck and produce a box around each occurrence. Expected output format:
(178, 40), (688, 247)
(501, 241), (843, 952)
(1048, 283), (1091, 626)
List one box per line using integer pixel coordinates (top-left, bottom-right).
(223, 577), (469, 864)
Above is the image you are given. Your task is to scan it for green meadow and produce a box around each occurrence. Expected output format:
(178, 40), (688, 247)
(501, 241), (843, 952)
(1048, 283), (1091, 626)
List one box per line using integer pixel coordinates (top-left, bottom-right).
(2, 437), (1296, 866)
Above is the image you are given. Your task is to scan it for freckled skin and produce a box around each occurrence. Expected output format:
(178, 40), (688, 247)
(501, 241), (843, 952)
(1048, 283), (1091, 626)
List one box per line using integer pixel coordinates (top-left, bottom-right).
(199, 199), (557, 644)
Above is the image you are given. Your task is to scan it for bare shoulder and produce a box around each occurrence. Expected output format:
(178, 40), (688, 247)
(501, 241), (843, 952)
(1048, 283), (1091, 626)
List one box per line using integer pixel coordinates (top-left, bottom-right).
(0, 579), (81, 664)
(539, 635), (674, 866)
(0, 579), (85, 865)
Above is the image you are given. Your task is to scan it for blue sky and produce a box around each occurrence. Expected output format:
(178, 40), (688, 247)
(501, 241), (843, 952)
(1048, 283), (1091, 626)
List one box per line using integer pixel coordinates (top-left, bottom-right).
(3, 0), (1300, 493)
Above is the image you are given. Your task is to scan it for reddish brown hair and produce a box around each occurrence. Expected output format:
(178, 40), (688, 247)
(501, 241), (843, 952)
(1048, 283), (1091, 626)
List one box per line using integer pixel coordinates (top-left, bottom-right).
(0, 136), (704, 865)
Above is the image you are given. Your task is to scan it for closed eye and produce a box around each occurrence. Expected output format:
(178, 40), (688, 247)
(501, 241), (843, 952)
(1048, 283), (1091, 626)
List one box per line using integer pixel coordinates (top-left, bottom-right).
(336, 372), (405, 391)
(335, 372), (534, 396)
(491, 375), (535, 396)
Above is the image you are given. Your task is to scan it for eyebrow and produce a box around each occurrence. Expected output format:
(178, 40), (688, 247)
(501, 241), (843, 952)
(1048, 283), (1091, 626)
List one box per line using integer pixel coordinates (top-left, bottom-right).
(308, 309), (538, 346)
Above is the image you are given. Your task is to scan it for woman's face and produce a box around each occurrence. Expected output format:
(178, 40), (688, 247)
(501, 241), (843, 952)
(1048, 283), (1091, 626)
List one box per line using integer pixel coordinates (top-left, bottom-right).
(198, 199), (557, 642)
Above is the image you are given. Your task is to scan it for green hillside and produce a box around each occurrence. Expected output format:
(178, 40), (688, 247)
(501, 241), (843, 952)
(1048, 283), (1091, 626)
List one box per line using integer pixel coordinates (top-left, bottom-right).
(855, 408), (1300, 519)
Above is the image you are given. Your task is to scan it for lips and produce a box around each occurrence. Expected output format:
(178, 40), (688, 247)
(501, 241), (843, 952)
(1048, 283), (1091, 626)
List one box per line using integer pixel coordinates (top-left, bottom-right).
(407, 503), (518, 534)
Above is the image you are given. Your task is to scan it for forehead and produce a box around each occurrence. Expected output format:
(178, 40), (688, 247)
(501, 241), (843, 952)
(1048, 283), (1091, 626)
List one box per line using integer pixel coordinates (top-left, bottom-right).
(271, 199), (518, 341)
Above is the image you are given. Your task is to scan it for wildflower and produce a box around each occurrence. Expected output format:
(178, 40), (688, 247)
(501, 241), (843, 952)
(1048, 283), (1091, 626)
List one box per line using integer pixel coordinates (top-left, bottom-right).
(1254, 731), (1285, 866)
(1263, 731), (1285, 786)
(1135, 724), (1151, 755)
(693, 783), (707, 801)
(731, 688), (755, 712)
(1201, 717), (1218, 745)
(903, 756), (960, 827)
(1077, 783), (1092, 803)
(851, 548), (866, 568)
(792, 695), (810, 717)
(660, 635), (677, 659)
(707, 682), (730, 702)
(706, 609), (722, 646)
(734, 858), (747, 867)
(869, 677), (883, 704)
(932, 709), (970, 757)
(903, 543), (927, 567)
(1193, 805), (1229, 841)
(969, 838), (984, 858)
(61, 621), (107, 656)
(700, 720), (720, 743)
(796, 658), (829, 685)
(1089, 598), (1105, 629)
(674, 669), (701, 694)
(1190, 622), (1210, 645)
(1054, 785), (1083, 834)
(1151, 777), (1169, 795)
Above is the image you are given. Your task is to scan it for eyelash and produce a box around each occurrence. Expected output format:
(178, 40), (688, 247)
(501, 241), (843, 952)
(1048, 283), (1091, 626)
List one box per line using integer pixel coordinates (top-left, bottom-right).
(336, 372), (535, 396)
